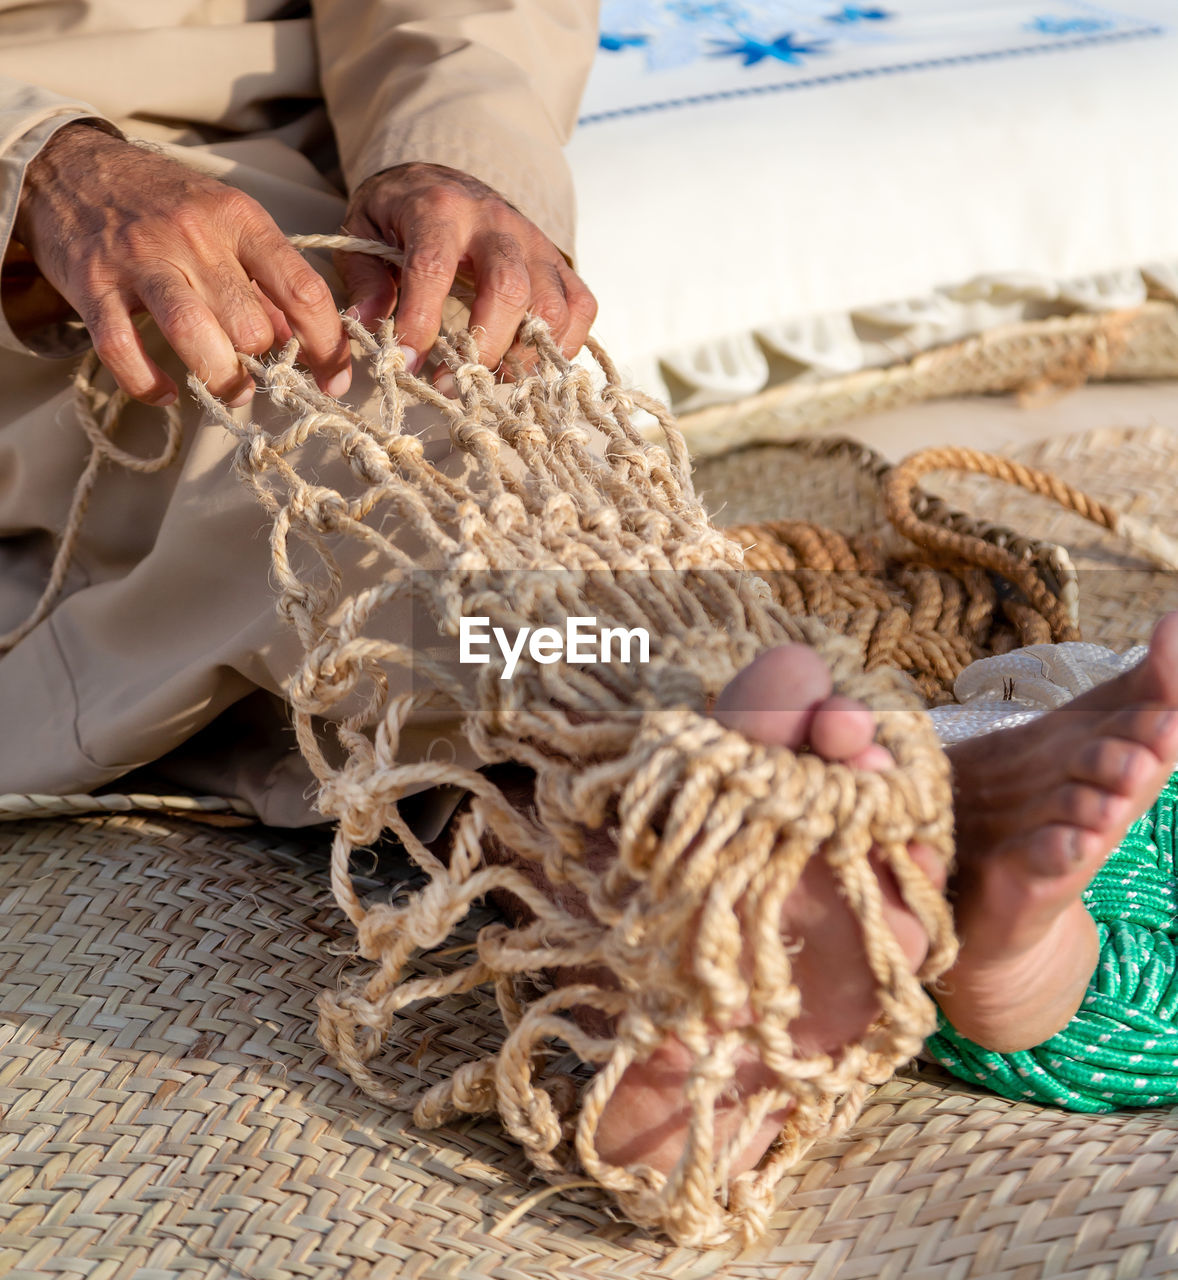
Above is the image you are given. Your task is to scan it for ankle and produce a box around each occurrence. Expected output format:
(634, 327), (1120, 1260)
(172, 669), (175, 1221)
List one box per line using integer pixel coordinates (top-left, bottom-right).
(932, 903), (1099, 1052)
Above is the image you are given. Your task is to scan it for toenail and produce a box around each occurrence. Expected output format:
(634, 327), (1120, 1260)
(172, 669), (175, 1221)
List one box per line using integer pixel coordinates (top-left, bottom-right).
(1030, 828), (1082, 876)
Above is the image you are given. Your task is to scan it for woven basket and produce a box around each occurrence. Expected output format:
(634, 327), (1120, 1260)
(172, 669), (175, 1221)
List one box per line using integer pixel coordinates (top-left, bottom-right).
(5, 423), (1178, 1277)
(679, 302), (1178, 460)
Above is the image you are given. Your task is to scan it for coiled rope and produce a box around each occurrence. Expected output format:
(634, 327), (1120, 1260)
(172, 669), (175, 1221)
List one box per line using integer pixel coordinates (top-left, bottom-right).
(930, 770), (1178, 1110)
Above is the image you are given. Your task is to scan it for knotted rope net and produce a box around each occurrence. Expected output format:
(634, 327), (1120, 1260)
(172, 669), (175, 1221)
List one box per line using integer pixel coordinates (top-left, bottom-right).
(178, 238), (960, 1247)
(29, 234), (1178, 1246)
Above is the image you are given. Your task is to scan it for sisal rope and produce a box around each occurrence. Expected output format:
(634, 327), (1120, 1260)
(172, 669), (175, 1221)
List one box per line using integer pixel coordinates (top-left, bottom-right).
(0, 356), (182, 655)
(13, 232), (1171, 1246)
(192, 236), (962, 1247)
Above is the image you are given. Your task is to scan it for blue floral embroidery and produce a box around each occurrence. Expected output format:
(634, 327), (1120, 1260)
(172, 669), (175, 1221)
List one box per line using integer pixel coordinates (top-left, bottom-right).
(600, 0), (747, 70)
(668, 0), (752, 21)
(826, 5), (892, 22)
(1027, 15), (1113, 35)
(598, 31), (651, 49)
(596, 2), (1153, 81)
(709, 31), (829, 64)
(599, 2), (838, 71)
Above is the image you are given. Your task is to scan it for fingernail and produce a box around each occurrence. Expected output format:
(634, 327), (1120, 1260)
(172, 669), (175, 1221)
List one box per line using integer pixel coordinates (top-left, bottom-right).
(344, 305), (361, 321)
(152, 391), (177, 408)
(229, 386), (255, 409)
(436, 372), (457, 399)
(398, 345), (419, 374)
(325, 367), (352, 400)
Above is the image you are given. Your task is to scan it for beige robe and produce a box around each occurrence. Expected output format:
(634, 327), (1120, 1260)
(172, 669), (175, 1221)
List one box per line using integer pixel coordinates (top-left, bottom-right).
(0, 0), (598, 825)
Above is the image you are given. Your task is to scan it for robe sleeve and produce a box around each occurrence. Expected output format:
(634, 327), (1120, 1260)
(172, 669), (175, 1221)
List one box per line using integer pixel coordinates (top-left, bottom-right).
(0, 77), (121, 357)
(310, 0), (600, 258)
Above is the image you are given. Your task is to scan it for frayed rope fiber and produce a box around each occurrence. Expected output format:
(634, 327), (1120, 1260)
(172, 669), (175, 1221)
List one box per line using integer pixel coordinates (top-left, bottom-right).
(929, 770), (1178, 1111)
(187, 237), (962, 1248)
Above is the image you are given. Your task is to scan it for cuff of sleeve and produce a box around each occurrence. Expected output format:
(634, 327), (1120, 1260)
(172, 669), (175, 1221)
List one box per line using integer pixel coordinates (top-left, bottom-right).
(0, 109), (122, 359)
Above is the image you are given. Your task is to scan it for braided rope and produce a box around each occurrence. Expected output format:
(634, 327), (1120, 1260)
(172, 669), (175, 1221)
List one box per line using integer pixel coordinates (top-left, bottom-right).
(0, 791), (256, 821)
(719, 436), (1178, 705)
(677, 302), (1178, 457)
(929, 770), (1178, 1110)
(0, 352), (182, 656)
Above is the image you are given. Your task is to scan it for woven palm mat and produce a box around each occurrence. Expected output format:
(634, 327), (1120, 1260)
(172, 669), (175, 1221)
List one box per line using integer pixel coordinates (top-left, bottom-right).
(697, 422), (1178, 654)
(7, 814), (1178, 1280)
(6, 424), (1178, 1279)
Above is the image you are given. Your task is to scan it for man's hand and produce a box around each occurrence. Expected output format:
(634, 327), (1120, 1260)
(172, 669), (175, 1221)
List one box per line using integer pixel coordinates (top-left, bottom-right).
(13, 124), (350, 406)
(337, 162), (597, 374)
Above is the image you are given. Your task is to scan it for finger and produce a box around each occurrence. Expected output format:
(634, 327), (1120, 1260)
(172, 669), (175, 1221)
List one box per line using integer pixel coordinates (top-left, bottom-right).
(252, 281), (292, 347)
(200, 259), (276, 358)
(523, 259), (573, 351)
(244, 232), (350, 397)
(83, 293), (177, 406)
(393, 218), (463, 370)
(335, 213), (398, 333)
(138, 268), (253, 405)
(559, 264), (598, 358)
(466, 231), (532, 370)
(500, 262), (596, 374)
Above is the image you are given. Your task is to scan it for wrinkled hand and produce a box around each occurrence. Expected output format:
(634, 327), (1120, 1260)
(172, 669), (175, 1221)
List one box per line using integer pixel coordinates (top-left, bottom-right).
(337, 162), (597, 374)
(14, 123), (350, 406)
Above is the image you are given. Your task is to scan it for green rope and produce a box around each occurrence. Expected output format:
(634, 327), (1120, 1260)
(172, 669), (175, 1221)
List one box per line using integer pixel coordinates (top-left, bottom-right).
(926, 771), (1178, 1111)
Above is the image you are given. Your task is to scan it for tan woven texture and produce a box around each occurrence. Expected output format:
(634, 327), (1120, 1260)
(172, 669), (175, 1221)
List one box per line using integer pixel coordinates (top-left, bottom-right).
(4, 778), (1178, 1277)
(679, 302), (1178, 460)
(5, 423), (1178, 1276)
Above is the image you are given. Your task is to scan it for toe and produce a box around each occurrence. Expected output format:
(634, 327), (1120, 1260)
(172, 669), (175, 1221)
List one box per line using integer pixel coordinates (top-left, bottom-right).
(809, 695), (878, 762)
(1070, 736), (1163, 797)
(848, 743), (894, 772)
(713, 644), (834, 748)
(1045, 782), (1132, 834)
(909, 840), (949, 893)
(1102, 706), (1178, 772)
(1138, 612), (1178, 706)
(1021, 822), (1107, 878)
(871, 848), (934, 971)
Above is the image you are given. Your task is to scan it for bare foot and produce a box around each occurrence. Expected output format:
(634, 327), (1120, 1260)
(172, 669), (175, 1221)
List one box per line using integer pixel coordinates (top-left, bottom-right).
(938, 612), (1178, 1052)
(589, 643), (944, 1175)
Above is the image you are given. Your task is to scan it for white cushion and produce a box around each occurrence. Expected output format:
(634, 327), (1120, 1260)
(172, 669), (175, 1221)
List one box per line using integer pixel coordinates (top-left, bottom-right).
(568, 1), (1178, 409)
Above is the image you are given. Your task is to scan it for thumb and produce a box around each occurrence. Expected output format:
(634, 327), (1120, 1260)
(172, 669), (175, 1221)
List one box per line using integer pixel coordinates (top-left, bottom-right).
(333, 244), (397, 332)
